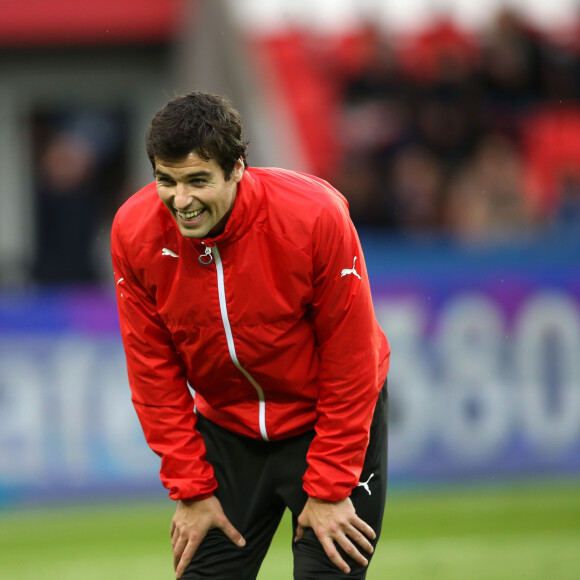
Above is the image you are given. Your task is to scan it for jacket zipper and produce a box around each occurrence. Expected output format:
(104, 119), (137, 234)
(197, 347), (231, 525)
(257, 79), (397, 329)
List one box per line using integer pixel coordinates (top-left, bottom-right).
(208, 244), (270, 441)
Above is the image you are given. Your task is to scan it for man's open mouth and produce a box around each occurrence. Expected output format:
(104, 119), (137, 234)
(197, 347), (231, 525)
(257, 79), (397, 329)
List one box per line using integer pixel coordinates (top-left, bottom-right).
(178, 208), (204, 220)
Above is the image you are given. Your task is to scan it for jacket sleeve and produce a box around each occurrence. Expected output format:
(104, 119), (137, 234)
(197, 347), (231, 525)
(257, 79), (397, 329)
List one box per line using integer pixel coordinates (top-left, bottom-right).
(111, 217), (217, 501)
(304, 195), (385, 501)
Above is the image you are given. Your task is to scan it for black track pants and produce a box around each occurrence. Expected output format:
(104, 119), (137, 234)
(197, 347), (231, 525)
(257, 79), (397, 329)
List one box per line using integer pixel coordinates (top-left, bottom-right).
(182, 385), (388, 580)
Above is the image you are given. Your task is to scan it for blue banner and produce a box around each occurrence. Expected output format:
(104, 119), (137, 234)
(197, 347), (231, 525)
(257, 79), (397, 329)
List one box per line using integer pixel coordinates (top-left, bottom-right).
(366, 234), (580, 483)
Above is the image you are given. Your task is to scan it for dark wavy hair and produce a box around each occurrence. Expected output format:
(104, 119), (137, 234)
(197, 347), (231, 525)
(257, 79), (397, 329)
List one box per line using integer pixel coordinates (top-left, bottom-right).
(146, 92), (249, 180)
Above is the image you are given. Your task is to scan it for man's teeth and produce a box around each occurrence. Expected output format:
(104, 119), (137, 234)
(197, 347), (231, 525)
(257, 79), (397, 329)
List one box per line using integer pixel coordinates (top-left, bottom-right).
(179, 209), (203, 220)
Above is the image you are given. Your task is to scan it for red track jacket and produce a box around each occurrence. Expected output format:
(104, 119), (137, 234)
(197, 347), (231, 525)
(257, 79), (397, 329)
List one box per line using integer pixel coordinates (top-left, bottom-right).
(111, 167), (390, 502)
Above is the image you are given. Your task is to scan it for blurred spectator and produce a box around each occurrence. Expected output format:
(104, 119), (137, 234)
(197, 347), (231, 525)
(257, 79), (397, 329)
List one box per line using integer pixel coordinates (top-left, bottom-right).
(31, 109), (128, 285)
(388, 145), (444, 233)
(334, 153), (393, 228)
(399, 16), (483, 167)
(335, 25), (412, 229)
(32, 130), (100, 284)
(339, 25), (410, 161)
(479, 8), (543, 118)
(442, 133), (534, 242)
(411, 74), (481, 170)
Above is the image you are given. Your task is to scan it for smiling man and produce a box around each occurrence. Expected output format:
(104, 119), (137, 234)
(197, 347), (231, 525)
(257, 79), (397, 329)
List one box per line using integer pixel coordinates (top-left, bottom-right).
(154, 154), (243, 239)
(111, 91), (390, 579)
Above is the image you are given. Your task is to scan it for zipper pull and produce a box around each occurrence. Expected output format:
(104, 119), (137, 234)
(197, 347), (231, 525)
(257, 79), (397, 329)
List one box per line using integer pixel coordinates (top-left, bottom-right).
(199, 245), (213, 265)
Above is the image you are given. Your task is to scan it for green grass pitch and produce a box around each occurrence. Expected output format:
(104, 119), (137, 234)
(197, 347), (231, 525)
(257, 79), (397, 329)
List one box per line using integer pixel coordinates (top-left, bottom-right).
(0, 479), (578, 579)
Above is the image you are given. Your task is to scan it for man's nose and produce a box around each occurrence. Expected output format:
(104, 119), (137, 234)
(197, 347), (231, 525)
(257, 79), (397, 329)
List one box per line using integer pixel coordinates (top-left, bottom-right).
(174, 183), (192, 209)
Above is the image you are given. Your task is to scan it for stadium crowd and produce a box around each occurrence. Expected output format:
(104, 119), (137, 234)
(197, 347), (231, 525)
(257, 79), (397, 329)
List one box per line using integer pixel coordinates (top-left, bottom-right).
(27, 7), (580, 285)
(328, 8), (580, 240)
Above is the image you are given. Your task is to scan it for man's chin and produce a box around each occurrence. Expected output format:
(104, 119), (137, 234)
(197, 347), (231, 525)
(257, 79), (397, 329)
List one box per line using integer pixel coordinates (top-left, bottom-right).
(177, 224), (205, 239)
(181, 232), (204, 240)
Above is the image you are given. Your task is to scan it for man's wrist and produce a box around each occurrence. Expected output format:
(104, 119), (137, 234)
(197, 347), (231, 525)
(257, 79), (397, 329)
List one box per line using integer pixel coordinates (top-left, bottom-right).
(178, 492), (214, 504)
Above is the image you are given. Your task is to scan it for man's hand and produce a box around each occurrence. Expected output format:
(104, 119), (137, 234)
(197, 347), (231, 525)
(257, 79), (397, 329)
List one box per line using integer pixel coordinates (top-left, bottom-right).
(170, 495), (246, 578)
(294, 496), (375, 575)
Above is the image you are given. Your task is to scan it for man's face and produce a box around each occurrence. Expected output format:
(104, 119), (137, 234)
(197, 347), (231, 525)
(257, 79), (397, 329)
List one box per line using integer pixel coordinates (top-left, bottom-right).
(154, 152), (244, 239)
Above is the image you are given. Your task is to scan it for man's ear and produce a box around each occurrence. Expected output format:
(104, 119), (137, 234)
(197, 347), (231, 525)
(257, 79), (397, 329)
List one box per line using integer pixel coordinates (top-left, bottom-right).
(233, 157), (245, 182)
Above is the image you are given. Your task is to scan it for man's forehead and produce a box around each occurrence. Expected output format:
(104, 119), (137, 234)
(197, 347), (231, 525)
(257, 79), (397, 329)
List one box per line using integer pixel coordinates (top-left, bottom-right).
(154, 152), (218, 174)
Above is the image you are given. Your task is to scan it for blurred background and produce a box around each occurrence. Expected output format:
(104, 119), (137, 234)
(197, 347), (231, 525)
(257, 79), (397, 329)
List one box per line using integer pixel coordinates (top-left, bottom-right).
(0, 1), (579, 578)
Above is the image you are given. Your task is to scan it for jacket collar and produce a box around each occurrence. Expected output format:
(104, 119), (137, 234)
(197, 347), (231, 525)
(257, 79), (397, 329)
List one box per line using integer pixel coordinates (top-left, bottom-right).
(190, 168), (264, 249)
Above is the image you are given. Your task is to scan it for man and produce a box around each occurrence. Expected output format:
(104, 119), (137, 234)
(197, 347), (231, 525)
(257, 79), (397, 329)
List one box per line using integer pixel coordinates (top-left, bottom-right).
(111, 92), (389, 579)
